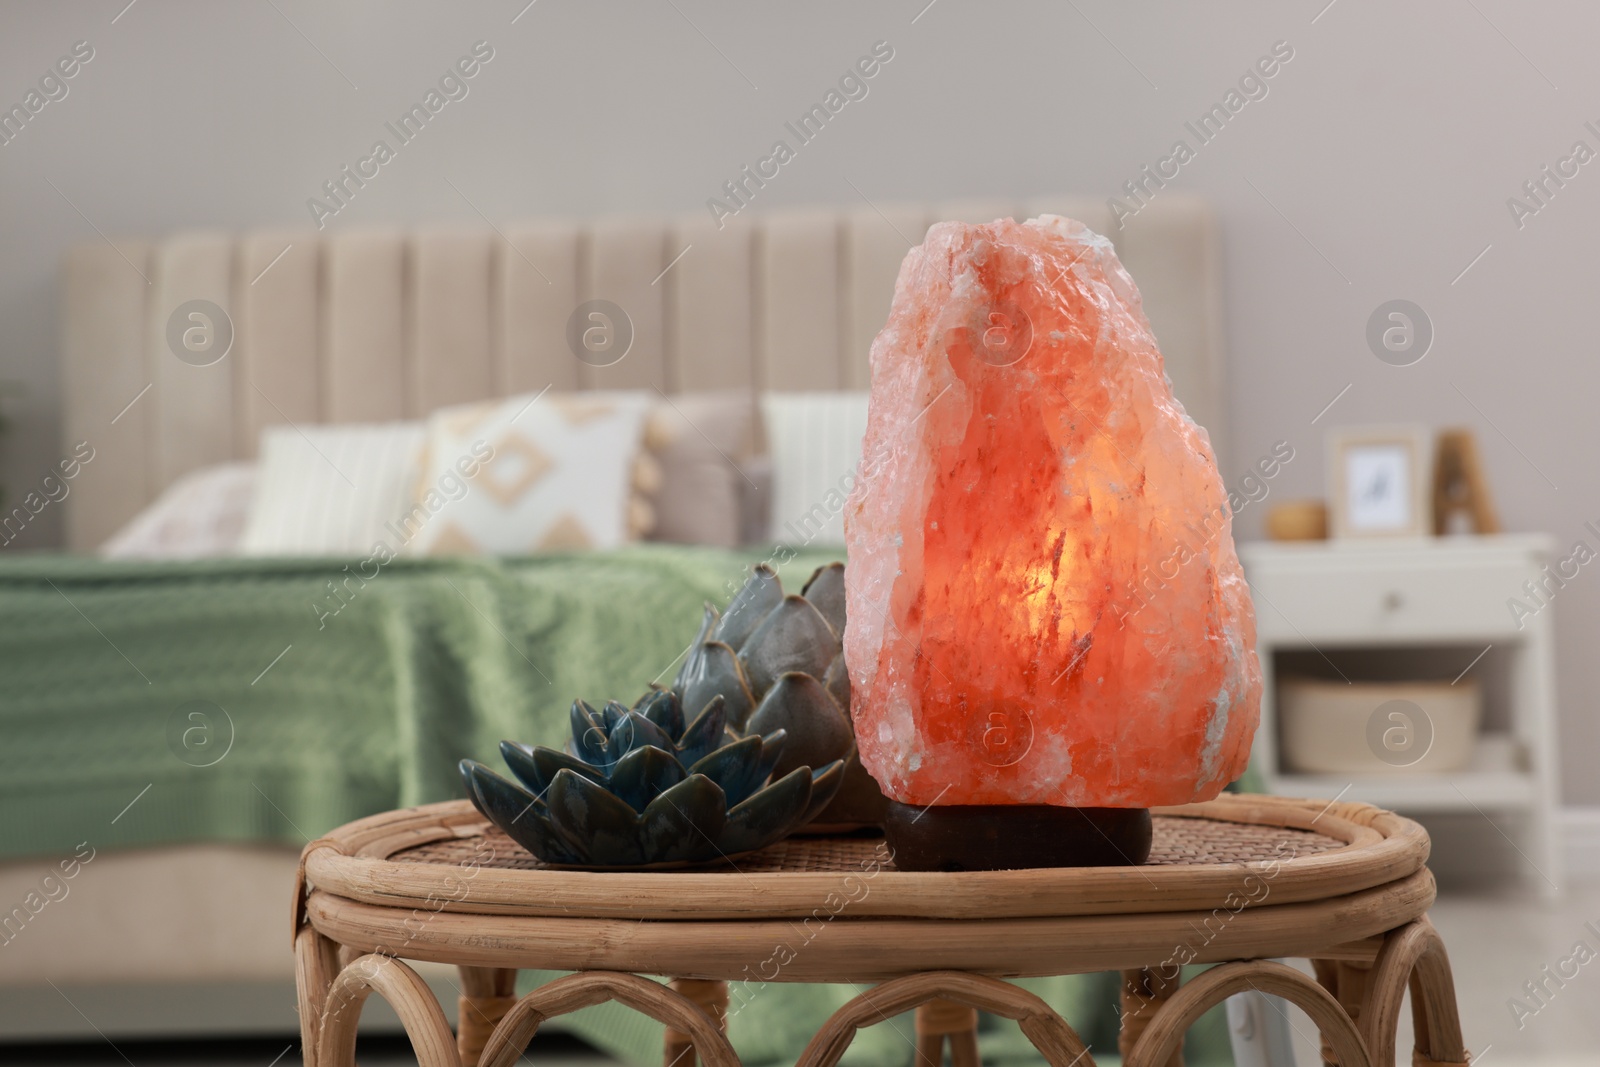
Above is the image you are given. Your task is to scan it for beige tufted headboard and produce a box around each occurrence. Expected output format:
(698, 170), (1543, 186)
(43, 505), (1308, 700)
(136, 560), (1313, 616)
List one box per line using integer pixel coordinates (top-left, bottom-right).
(58, 194), (1225, 551)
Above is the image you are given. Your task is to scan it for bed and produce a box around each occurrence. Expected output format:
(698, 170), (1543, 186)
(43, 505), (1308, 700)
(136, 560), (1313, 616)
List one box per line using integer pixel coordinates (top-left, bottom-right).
(0, 194), (1227, 1057)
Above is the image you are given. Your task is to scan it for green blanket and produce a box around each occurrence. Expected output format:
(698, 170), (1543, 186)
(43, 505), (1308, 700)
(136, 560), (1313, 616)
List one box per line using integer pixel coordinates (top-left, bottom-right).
(0, 546), (841, 858)
(0, 546), (1234, 1066)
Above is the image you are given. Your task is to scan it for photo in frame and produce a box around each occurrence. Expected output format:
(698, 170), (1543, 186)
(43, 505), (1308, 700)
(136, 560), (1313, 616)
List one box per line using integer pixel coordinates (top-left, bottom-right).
(1327, 425), (1434, 539)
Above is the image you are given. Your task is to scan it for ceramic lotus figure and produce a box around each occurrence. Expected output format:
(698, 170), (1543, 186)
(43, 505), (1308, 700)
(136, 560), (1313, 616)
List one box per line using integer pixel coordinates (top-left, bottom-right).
(461, 687), (843, 868)
(674, 562), (888, 827)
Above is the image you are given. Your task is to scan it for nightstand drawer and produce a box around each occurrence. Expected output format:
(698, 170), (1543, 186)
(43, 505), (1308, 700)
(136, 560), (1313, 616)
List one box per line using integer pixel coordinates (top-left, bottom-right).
(1245, 558), (1533, 642)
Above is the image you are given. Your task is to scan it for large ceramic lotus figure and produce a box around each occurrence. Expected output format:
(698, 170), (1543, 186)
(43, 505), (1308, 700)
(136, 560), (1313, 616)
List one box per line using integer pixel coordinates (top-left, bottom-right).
(843, 215), (1261, 813)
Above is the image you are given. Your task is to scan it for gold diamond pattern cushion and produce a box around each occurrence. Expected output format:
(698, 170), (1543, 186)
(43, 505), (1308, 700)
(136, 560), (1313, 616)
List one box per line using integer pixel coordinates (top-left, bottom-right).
(405, 391), (653, 556)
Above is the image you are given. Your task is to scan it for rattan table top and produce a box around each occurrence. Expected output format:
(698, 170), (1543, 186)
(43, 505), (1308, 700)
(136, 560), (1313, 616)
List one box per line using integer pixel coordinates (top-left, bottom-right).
(299, 794), (1432, 924)
(394, 813), (1344, 873)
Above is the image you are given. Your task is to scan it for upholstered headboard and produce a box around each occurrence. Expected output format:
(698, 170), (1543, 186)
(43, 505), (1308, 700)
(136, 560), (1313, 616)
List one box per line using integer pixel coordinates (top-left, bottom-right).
(59, 194), (1224, 550)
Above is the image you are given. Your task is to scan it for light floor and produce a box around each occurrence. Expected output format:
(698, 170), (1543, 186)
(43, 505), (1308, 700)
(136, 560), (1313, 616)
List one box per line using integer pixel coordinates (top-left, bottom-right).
(6, 885), (1598, 1067)
(1280, 882), (1600, 1067)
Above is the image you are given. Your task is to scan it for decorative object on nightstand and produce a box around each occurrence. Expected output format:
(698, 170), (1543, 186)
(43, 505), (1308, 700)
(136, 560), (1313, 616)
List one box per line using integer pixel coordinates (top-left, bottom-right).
(460, 688), (843, 869)
(843, 216), (1260, 870)
(1264, 500), (1328, 541)
(1326, 425), (1434, 540)
(1241, 534), (1564, 894)
(1433, 428), (1500, 536)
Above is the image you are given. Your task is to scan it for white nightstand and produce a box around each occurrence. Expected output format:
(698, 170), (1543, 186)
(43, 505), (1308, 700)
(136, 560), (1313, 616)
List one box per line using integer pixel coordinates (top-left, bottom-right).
(1240, 534), (1564, 895)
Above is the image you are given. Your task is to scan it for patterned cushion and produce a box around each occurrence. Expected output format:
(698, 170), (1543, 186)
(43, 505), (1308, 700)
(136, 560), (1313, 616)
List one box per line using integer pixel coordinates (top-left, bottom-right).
(405, 391), (653, 556)
(100, 462), (258, 559)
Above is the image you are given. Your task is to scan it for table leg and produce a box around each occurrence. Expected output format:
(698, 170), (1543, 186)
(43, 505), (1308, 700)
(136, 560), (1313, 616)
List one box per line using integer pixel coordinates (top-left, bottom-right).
(294, 927), (340, 1067)
(1311, 958), (1341, 1065)
(1313, 960), (1371, 1067)
(1119, 967), (1182, 1067)
(914, 998), (980, 1067)
(664, 978), (729, 1067)
(458, 967), (518, 1067)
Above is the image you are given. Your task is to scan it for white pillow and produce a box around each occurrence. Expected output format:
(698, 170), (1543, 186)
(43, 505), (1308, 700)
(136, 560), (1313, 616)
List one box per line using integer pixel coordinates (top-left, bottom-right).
(404, 390), (653, 555)
(100, 462), (257, 560)
(760, 392), (869, 547)
(238, 422), (425, 556)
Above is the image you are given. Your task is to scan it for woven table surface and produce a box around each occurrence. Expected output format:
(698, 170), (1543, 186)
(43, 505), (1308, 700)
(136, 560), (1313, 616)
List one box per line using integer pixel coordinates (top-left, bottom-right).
(393, 815), (1343, 873)
(301, 796), (1431, 920)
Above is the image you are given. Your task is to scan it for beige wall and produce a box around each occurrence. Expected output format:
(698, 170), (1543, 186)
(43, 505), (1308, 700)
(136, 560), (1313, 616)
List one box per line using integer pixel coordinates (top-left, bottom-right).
(2, 0), (1597, 799)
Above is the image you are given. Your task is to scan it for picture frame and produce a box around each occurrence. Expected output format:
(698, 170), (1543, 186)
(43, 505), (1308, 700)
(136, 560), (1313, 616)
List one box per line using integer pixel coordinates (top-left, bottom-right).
(1326, 425), (1434, 539)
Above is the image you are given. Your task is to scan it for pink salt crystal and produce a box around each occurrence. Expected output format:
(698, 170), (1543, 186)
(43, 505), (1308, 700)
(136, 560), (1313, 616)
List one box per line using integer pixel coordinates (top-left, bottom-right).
(843, 216), (1260, 808)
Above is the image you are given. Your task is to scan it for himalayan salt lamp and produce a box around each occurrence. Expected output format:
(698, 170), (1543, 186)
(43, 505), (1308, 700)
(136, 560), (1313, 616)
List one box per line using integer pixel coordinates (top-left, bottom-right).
(843, 215), (1260, 870)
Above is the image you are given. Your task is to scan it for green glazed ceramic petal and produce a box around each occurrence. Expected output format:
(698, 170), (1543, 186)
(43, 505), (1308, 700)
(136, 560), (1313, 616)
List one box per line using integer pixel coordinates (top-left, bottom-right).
(547, 768), (646, 866)
(606, 745), (688, 813)
(459, 759), (494, 820)
(713, 564), (783, 651)
(676, 694), (728, 768)
(745, 672), (854, 779)
(569, 700), (607, 764)
(800, 561), (847, 637)
(719, 765), (813, 854)
(755, 729), (787, 785)
(798, 759), (846, 825)
(603, 711), (675, 766)
(687, 734), (768, 807)
(462, 760), (543, 822)
(500, 741), (602, 795)
(634, 688), (685, 739)
(601, 700), (629, 732)
(462, 762), (586, 865)
(679, 641), (753, 732)
(737, 595), (838, 696)
(671, 603), (720, 694)
(638, 774), (728, 864)
(691, 602), (719, 650)
(824, 654), (851, 717)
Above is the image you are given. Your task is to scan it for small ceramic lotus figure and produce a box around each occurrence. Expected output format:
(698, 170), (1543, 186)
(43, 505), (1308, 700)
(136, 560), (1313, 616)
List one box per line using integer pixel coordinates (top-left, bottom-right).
(460, 688), (843, 868)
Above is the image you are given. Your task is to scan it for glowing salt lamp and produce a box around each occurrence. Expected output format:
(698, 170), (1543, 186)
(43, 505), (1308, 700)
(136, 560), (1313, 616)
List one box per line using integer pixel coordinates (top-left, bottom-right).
(842, 216), (1261, 870)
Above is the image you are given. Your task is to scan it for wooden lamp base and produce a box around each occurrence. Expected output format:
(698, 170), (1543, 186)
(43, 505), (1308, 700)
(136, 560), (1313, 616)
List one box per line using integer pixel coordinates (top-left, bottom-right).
(881, 800), (1153, 871)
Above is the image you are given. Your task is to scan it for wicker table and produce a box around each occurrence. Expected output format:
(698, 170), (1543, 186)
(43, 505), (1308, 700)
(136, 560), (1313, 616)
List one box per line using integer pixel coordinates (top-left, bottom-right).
(292, 794), (1467, 1067)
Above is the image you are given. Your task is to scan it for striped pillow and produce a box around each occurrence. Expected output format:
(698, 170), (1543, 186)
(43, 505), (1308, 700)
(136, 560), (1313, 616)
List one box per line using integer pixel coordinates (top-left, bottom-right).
(238, 422), (425, 555)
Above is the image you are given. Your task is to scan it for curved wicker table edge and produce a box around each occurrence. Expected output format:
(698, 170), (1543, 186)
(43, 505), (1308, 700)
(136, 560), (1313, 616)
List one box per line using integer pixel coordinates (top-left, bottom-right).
(299, 794), (1431, 924)
(299, 865), (1436, 979)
